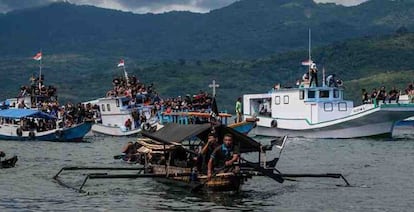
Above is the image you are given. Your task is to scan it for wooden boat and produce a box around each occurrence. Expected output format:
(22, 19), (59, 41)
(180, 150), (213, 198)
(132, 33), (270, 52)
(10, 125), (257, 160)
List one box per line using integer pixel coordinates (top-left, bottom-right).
(54, 125), (350, 193)
(1, 155), (18, 168)
(0, 109), (92, 142)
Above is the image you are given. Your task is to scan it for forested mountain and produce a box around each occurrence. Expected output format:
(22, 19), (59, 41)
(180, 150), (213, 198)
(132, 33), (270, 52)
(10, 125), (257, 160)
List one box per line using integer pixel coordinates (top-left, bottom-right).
(1, 32), (413, 110)
(1, 0), (414, 59)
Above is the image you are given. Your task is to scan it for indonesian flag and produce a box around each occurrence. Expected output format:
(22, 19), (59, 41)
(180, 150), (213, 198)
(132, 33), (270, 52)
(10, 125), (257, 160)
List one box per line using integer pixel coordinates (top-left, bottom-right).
(301, 59), (313, 66)
(117, 59), (125, 67)
(33, 52), (42, 61)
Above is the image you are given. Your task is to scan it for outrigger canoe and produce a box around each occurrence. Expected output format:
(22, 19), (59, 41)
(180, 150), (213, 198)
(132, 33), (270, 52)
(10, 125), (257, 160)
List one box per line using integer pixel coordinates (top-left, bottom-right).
(54, 123), (350, 193)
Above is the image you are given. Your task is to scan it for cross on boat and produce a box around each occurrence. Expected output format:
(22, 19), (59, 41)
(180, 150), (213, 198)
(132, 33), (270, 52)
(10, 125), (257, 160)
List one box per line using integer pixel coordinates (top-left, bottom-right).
(208, 80), (219, 97)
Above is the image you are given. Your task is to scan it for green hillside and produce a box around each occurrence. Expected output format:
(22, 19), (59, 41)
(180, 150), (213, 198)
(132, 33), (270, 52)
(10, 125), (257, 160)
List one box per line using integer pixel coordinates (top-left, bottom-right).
(1, 0), (414, 59)
(1, 32), (414, 111)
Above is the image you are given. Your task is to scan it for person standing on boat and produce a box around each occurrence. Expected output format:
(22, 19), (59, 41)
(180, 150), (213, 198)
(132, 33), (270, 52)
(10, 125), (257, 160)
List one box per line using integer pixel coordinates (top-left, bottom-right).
(207, 134), (240, 180)
(235, 97), (242, 123)
(309, 63), (318, 87)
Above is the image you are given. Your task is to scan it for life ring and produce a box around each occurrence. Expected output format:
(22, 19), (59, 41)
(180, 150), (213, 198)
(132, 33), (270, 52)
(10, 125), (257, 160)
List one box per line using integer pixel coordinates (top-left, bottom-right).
(271, 120), (278, 128)
(55, 130), (64, 139)
(28, 131), (36, 140)
(141, 123), (151, 132)
(16, 128), (23, 137)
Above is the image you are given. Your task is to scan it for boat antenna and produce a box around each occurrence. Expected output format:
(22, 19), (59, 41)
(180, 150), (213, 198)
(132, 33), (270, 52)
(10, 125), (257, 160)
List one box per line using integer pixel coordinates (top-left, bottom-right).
(308, 28), (311, 76)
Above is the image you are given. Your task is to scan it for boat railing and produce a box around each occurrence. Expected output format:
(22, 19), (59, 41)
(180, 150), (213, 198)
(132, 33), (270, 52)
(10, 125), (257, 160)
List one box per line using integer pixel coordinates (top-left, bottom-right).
(157, 108), (230, 125)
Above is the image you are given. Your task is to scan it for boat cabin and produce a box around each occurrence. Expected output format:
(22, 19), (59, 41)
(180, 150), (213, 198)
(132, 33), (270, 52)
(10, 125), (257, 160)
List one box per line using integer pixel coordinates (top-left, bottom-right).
(244, 87), (353, 124)
(91, 96), (152, 128)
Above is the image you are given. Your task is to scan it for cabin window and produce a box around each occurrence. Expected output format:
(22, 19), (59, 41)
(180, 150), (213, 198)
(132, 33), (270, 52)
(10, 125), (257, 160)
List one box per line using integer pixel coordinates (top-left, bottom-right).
(320, 90), (330, 98)
(338, 102), (347, 111)
(308, 90), (316, 98)
(275, 96), (280, 105)
(324, 103), (333, 111)
(116, 99), (120, 107)
(101, 104), (105, 112)
(334, 89), (339, 98)
(299, 90), (304, 100)
(283, 95), (289, 104)
(106, 104), (111, 111)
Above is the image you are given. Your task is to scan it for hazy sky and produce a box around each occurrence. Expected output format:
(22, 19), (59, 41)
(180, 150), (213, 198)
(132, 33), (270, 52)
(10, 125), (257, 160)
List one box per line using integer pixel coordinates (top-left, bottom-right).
(0, 0), (369, 14)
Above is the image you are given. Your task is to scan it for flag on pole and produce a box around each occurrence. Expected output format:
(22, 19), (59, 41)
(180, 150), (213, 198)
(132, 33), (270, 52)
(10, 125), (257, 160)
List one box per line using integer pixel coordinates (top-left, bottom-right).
(301, 59), (313, 66)
(117, 59), (125, 67)
(33, 52), (42, 61)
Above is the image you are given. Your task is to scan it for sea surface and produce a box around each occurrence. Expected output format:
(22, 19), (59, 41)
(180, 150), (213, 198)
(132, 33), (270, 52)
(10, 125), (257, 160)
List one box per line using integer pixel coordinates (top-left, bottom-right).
(1, 128), (414, 212)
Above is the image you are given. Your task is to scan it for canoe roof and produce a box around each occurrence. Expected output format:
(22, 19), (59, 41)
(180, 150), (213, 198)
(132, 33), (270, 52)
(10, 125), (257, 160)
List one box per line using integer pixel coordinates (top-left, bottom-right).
(0, 109), (56, 119)
(141, 123), (261, 153)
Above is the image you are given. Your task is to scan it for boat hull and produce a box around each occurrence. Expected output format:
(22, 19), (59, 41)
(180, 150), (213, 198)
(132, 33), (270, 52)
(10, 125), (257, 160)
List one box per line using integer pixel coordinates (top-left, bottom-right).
(91, 124), (142, 136)
(0, 122), (92, 142)
(151, 165), (243, 193)
(248, 105), (414, 138)
(227, 118), (257, 135)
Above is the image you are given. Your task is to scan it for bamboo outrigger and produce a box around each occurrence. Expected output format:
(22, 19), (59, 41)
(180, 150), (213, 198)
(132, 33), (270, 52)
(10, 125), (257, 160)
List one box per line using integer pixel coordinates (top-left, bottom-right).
(53, 123), (350, 194)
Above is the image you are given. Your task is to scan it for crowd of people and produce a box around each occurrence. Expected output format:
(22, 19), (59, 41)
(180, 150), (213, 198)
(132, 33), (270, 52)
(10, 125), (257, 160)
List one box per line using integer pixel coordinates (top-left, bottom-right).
(4, 75), (95, 132)
(361, 86), (400, 104)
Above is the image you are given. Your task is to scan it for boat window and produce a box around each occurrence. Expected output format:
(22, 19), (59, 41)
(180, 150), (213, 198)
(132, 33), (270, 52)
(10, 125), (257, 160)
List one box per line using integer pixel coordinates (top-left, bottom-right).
(275, 96), (280, 105)
(116, 99), (120, 107)
(308, 90), (315, 98)
(338, 102), (347, 111)
(320, 90), (330, 98)
(324, 103), (333, 111)
(283, 95), (289, 104)
(107, 104), (111, 111)
(299, 90), (304, 100)
(334, 89), (339, 98)
(101, 104), (105, 112)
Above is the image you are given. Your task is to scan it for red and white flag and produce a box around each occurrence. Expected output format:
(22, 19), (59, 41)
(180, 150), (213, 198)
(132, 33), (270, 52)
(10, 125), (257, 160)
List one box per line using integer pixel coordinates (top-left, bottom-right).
(33, 52), (42, 61)
(301, 59), (313, 66)
(117, 59), (125, 67)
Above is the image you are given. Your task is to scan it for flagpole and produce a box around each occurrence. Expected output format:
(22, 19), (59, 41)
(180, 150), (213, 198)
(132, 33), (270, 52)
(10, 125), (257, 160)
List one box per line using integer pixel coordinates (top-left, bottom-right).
(39, 50), (42, 89)
(122, 61), (129, 85)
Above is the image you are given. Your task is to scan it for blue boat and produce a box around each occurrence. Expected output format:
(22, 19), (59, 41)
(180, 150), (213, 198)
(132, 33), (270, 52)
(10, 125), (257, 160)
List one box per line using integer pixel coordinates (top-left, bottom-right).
(0, 109), (92, 142)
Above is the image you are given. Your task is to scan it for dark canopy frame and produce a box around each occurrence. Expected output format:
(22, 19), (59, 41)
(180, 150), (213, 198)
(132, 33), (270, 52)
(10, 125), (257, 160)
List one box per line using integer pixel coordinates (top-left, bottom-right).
(141, 123), (261, 154)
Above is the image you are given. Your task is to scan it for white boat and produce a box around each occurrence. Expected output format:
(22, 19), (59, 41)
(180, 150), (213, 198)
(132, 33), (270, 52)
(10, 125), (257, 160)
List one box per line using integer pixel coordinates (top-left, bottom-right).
(243, 83), (414, 139)
(85, 96), (161, 136)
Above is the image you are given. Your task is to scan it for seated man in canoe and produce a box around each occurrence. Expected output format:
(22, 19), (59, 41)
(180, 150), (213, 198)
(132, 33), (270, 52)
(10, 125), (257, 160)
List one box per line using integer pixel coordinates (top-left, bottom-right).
(207, 133), (240, 180)
(197, 132), (220, 174)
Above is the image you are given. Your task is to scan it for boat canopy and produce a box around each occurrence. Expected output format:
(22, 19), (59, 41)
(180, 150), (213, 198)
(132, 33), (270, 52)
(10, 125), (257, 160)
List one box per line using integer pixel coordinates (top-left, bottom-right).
(141, 123), (261, 153)
(0, 109), (56, 119)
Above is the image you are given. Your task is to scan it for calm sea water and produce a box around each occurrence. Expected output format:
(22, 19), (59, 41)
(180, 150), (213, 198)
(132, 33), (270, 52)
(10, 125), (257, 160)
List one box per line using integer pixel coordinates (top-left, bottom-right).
(1, 128), (414, 211)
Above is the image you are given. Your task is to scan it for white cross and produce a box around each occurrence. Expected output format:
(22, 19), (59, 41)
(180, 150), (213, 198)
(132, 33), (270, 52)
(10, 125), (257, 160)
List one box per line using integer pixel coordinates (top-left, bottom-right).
(209, 80), (220, 97)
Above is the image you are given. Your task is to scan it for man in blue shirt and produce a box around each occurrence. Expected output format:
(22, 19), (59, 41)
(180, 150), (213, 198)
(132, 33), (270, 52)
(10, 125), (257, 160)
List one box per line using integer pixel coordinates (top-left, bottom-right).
(207, 133), (240, 180)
